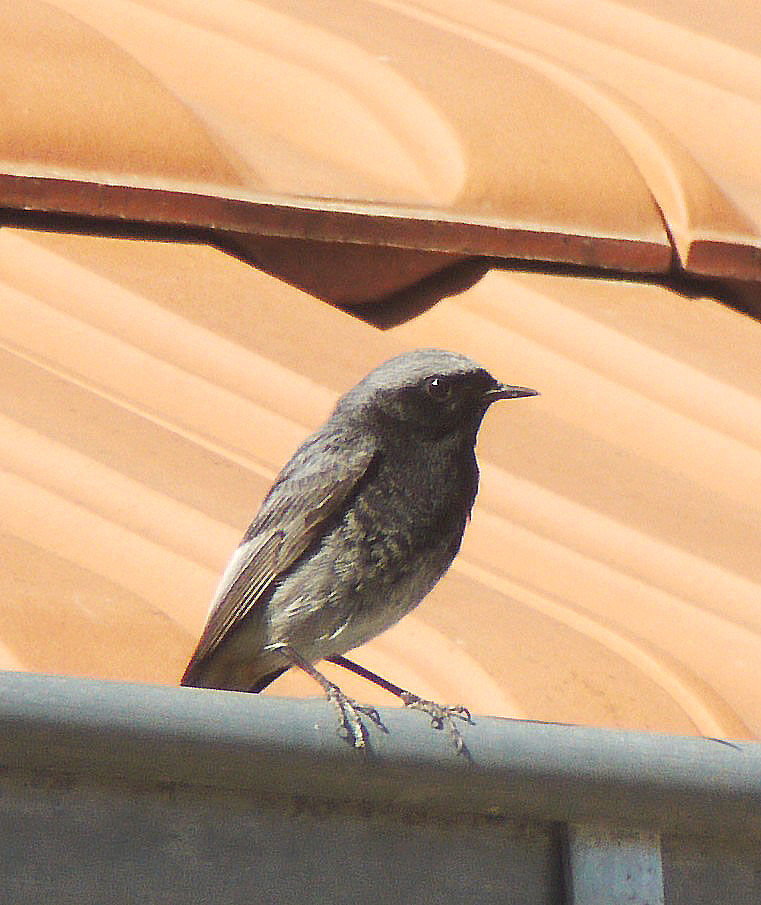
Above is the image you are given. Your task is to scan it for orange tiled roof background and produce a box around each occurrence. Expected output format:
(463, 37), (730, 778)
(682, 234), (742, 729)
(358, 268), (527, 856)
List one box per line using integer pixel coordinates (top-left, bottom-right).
(1, 1), (760, 740)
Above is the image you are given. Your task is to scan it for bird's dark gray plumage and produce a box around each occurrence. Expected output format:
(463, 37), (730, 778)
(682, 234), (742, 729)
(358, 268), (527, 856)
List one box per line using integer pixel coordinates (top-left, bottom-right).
(181, 348), (538, 750)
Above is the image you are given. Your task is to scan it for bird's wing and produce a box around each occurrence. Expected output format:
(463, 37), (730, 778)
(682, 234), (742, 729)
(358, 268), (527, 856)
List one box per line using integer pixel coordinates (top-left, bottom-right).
(181, 434), (377, 680)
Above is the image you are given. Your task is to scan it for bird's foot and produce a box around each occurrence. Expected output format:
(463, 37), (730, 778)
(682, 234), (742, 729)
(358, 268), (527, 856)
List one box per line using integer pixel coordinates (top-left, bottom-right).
(275, 644), (387, 748)
(399, 693), (473, 755)
(326, 683), (387, 749)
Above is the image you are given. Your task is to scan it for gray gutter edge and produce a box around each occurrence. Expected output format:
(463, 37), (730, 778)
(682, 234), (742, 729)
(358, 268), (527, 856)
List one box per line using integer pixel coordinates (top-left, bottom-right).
(1, 671), (758, 836)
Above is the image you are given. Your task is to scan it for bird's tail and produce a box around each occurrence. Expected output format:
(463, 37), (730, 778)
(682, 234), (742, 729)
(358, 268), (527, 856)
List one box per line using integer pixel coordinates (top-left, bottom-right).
(179, 662), (288, 693)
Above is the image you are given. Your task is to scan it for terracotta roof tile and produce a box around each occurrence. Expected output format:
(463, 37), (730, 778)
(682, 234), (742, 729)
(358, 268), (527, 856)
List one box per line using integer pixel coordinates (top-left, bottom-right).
(2, 2), (761, 740)
(2, 227), (760, 739)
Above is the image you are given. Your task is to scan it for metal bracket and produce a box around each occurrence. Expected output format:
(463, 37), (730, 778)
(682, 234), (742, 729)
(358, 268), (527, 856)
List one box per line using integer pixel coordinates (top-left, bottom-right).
(563, 823), (665, 904)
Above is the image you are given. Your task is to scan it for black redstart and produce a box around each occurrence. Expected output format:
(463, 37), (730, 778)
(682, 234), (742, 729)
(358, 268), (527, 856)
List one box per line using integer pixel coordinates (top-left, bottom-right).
(181, 348), (538, 751)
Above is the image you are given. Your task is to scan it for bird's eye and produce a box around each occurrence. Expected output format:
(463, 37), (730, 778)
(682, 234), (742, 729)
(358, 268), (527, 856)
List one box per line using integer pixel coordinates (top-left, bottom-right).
(424, 375), (453, 400)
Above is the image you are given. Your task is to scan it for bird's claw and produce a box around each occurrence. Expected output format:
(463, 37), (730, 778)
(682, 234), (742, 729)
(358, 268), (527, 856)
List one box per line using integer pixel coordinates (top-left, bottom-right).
(443, 703), (473, 723)
(327, 685), (387, 748)
(399, 693), (473, 755)
(355, 703), (386, 728)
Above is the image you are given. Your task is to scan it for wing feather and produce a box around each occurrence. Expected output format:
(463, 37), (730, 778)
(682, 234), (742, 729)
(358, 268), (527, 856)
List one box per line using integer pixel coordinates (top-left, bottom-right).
(181, 433), (377, 682)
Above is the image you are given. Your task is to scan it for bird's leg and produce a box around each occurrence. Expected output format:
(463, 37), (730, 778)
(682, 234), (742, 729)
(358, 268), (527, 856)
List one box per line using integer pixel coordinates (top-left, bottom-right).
(274, 644), (384, 748)
(328, 655), (473, 755)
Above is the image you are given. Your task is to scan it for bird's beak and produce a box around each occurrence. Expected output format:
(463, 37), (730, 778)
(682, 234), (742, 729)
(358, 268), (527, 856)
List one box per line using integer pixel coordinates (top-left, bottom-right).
(483, 383), (540, 402)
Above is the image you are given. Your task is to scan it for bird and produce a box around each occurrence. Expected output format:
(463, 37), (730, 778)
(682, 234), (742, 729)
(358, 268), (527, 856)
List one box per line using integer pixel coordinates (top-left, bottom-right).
(181, 348), (538, 752)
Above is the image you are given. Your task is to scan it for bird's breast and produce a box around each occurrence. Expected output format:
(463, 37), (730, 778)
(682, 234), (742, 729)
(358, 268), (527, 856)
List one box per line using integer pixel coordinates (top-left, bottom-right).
(264, 440), (477, 662)
(332, 446), (474, 600)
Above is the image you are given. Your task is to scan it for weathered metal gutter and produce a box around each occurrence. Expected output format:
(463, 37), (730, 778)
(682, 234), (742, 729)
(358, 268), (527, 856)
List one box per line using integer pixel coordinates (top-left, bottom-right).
(1, 671), (759, 903)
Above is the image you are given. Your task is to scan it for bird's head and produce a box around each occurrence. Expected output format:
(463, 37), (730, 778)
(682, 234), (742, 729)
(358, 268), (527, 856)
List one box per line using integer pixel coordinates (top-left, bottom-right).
(335, 348), (538, 440)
